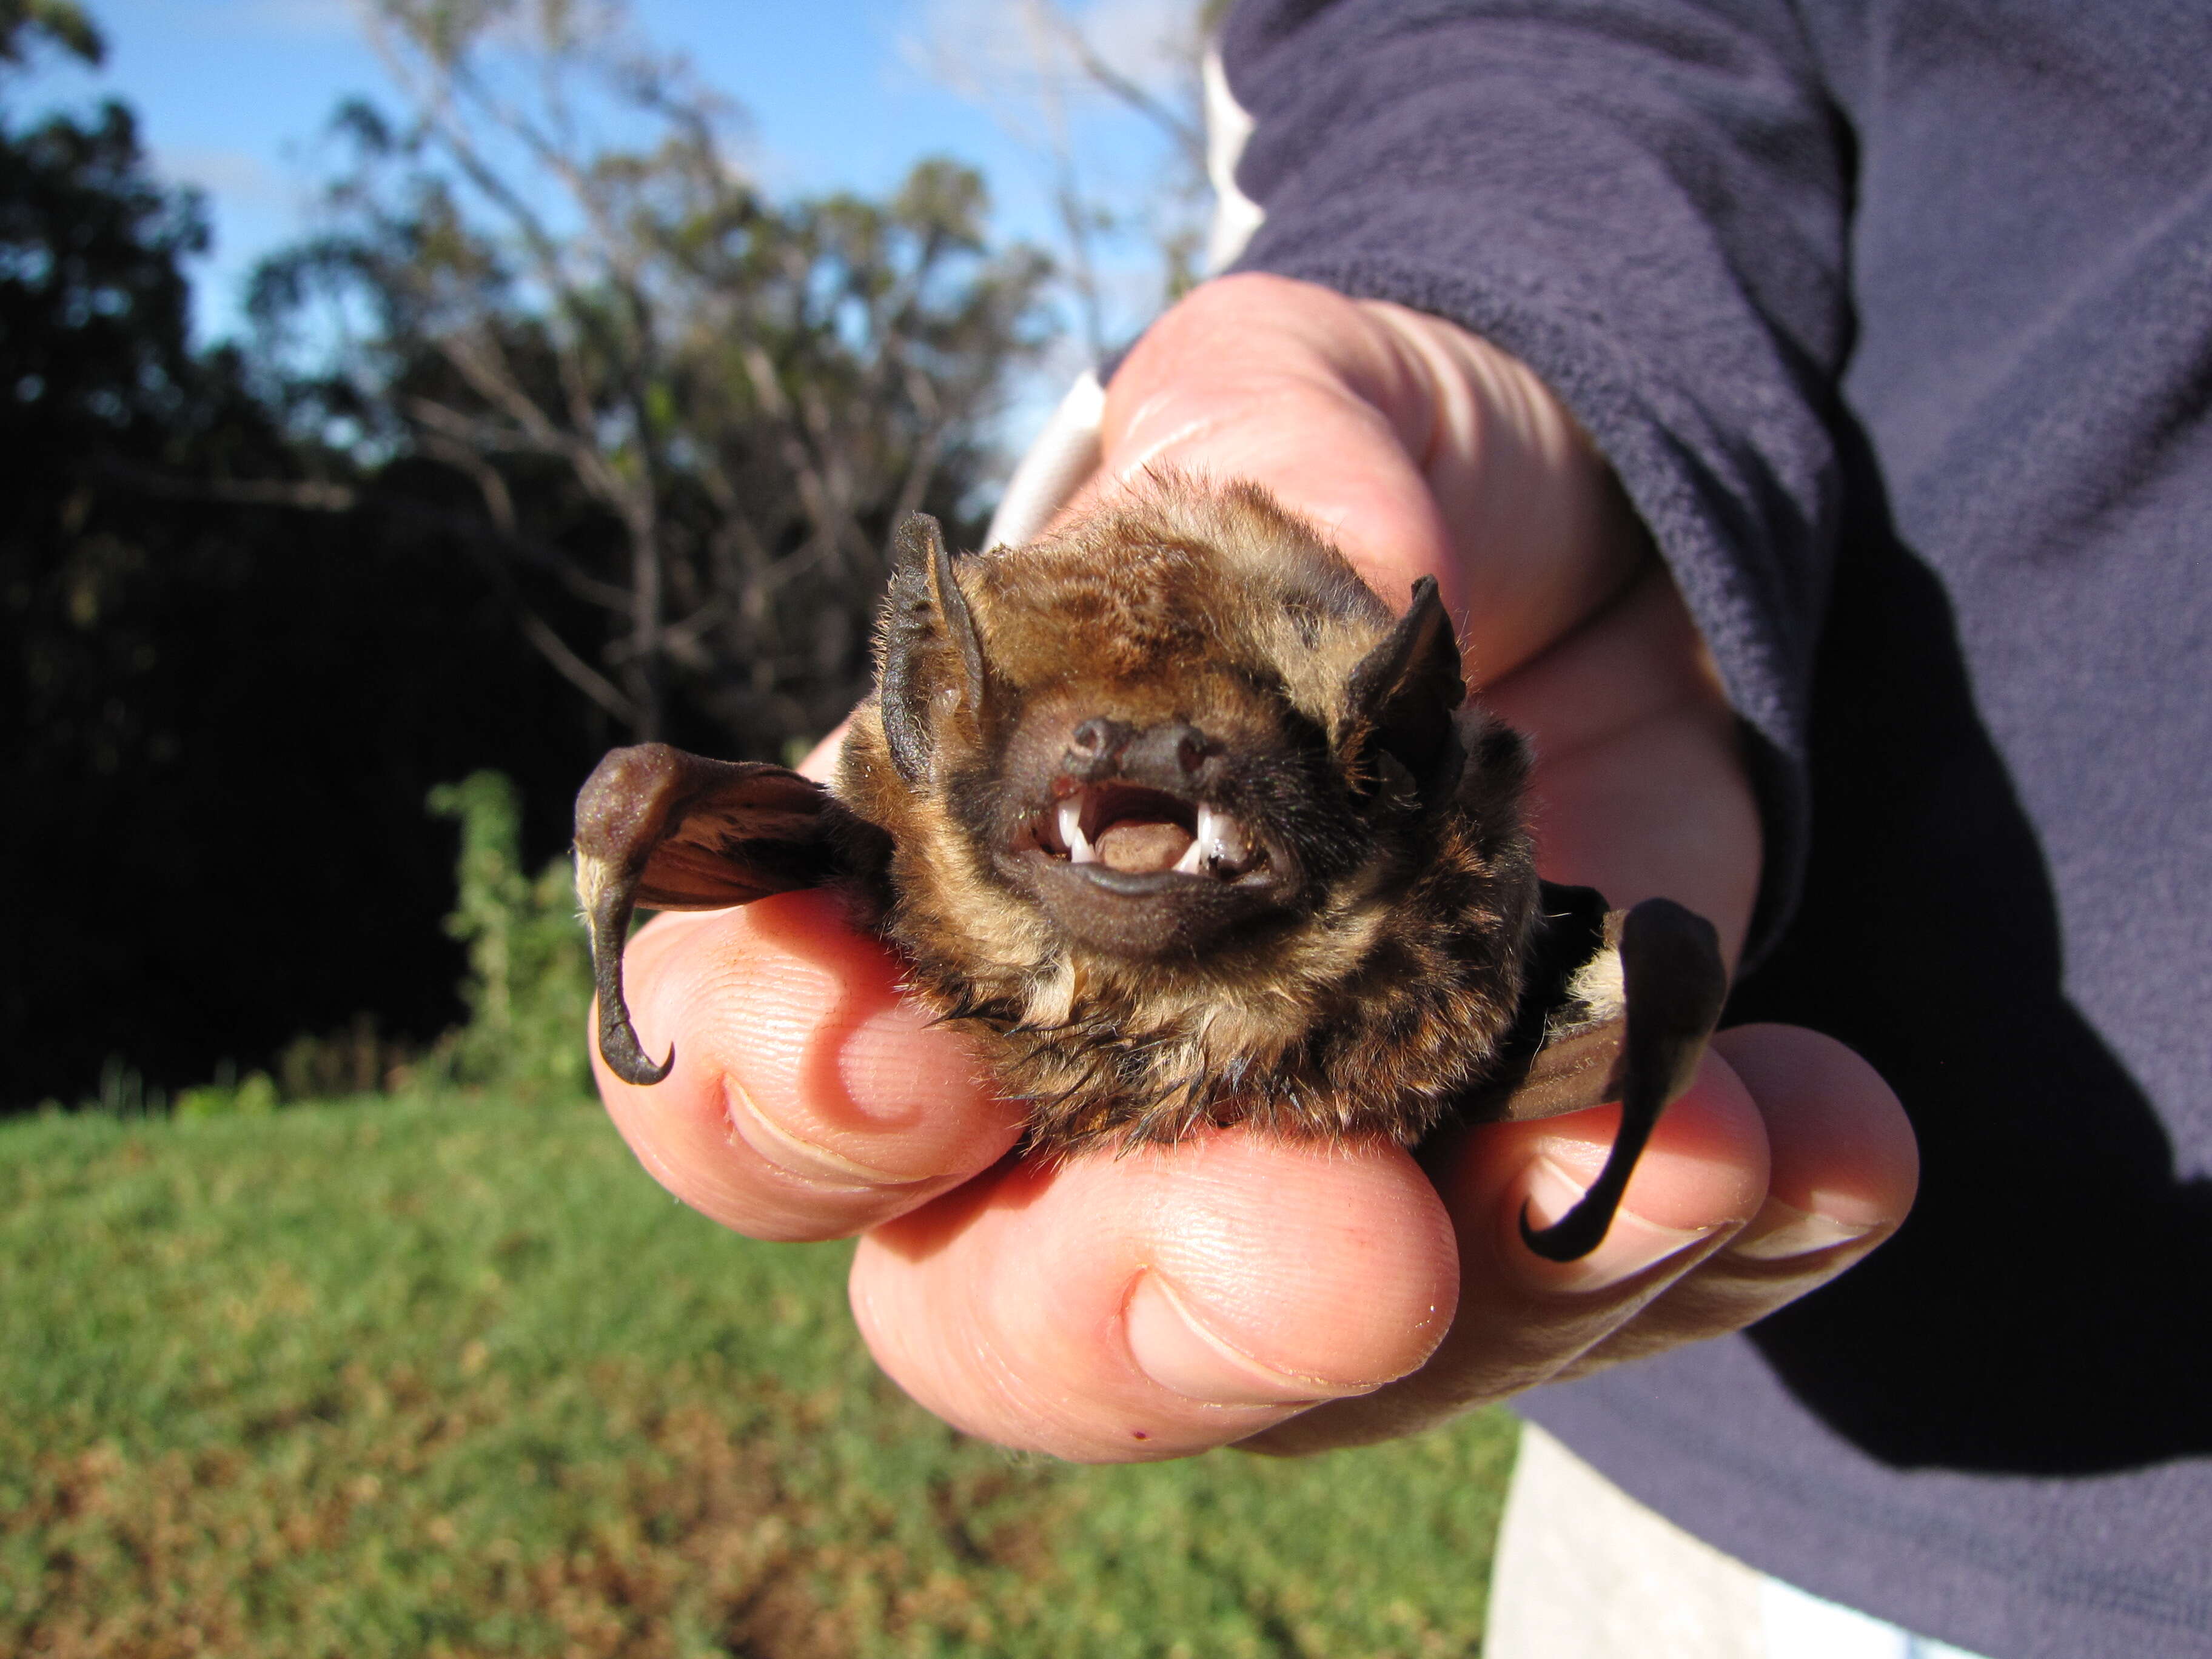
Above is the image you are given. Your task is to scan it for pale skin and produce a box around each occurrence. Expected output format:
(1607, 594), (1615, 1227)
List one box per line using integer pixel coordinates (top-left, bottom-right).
(594, 273), (1920, 1463)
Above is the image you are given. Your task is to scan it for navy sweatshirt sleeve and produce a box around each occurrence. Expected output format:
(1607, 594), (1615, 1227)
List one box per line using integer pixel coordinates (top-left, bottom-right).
(1219, 0), (1851, 953)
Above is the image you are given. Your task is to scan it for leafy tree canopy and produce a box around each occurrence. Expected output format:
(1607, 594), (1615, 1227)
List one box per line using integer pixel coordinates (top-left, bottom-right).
(0, 0), (102, 68)
(0, 20), (595, 1107)
(253, 0), (1051, 752)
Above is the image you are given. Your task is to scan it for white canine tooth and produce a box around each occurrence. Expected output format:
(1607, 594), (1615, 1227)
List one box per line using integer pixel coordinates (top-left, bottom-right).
(1058, 798), (1096, 863)
(1173, 836), (1207, 875)
(1198, 805), (1251, 872)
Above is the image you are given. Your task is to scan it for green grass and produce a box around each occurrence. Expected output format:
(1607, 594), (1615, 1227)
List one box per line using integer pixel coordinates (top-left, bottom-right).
(1, 1094), (1517, 1658)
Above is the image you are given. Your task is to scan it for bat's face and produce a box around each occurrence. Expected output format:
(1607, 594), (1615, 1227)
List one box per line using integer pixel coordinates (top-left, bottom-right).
(984, 672), (1326, 959)
(833, 481), (1533, 1088)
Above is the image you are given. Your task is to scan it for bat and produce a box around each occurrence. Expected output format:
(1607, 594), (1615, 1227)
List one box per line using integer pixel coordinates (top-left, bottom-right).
(574, 481), (1728, 1262)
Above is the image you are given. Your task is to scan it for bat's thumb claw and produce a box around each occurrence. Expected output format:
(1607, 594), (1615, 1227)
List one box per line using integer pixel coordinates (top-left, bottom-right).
(1517, 1190), (1621, 1263)
(598, 1009), (675, 1087)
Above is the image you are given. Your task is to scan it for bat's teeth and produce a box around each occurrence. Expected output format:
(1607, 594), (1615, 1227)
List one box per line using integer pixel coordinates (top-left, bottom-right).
(1059, 797), (1096, 863)
(1195, 804), (1253, 875)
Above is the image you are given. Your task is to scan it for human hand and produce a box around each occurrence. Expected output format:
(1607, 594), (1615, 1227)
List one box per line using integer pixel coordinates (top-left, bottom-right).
(593, 273), (1918, 1460)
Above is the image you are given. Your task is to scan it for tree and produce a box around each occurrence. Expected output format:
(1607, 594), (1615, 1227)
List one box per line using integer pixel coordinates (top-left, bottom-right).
(0, 0), (101, 67)
(253, 0), (1051, 753)
(0, 7), (603, 1107)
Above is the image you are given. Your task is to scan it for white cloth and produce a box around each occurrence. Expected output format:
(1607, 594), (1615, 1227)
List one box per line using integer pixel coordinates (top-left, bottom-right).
(1201, 43), (1264, 275)
(983, 370), (1104, 551)
(1487, 1425), (1995, 1659)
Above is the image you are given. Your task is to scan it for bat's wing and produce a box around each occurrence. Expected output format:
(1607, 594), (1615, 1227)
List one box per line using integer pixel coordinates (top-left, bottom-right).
(1471, 884), (1729, 1262)
(574, 743), (842, 1086)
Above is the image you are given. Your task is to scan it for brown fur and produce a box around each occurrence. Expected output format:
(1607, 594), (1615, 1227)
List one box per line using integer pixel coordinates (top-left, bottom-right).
(831, 479), (1540, 1152)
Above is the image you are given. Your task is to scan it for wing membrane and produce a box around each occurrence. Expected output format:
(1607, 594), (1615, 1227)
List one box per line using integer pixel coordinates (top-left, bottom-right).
(574, 745), (836, 1084)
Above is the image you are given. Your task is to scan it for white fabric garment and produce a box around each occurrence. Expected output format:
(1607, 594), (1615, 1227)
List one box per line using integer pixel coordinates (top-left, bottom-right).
(1488, 1425), (1996, 1659)
(983, 369), (1104, 551)
(1201, 42), (1265, 273)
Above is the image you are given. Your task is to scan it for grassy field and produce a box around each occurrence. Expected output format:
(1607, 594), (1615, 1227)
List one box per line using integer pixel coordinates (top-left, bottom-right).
(1, 1094), (1518, 1658)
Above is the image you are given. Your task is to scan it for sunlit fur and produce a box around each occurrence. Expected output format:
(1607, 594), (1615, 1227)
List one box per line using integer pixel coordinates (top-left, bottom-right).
(832, 480), (1540, 1153)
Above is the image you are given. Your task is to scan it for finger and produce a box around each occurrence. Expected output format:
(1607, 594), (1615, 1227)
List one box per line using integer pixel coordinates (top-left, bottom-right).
(796, 718), (852, 780)
(1487, 567), (1763, 960)
(1247, 1050), (1769, 1454)
(1369, 294), (1651, 679)
(1557, 1024), (1917, 1373)
(1091, 276), (1453, 596)
(594, 890), (1027, 1244)
(1721, 1024), (1919, 1246)
(1094, 275), (1644, 672)
(847, 1131), (1460, 1462)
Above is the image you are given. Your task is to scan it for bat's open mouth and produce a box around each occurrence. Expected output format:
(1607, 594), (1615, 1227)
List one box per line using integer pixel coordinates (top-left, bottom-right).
(1024, 782), (1272, 880)
(1004, 782), (1296, 958)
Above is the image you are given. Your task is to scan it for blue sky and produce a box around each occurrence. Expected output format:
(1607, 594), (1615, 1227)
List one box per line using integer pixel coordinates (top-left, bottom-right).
(14, 0), (1127, 348)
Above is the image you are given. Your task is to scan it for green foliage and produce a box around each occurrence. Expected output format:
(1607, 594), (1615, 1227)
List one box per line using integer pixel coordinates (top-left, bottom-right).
(0, 0), (102, 66)
(0, 1094), (1518, 1657)
(0, 30), (609, 1108)
(426, 772), (593, 1099)
(148, 769), (600, 1115)
(174, 1070), (278, 1119)
(4, 0), (1041, 1110)
(166, 771), (595, 1112)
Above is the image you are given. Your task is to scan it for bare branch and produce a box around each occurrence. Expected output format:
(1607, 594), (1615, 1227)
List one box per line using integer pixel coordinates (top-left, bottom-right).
(1044, 10), (1205, 170)
(99, 462), (361, 512)
(515, 606), (642, 724)
(278, 0), (1046, 754)
(913, 0), (1210, 355)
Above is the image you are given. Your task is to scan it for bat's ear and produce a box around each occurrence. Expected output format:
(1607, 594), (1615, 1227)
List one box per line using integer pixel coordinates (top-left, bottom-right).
(574, 744), (839, 1085)
(1516, 897), (1730, 1262)
(1341, 575), (1467, 807)
(880, 512), (989, 786)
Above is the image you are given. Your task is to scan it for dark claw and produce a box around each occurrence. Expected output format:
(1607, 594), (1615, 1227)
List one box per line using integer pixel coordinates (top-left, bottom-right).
(1520, 897), (1729, 1262)
(587, 876), (672, 1085)
(572, 743), (841, 1090)
(598, 1009), (674, 1086)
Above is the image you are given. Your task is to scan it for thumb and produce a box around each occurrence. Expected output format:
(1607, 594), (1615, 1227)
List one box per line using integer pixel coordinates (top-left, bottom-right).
(1096, 274), (1456, 605)
(1093, 273), (1643, 679)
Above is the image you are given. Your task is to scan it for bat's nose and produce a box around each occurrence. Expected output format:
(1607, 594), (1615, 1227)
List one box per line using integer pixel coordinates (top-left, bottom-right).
(1124, 722), (1213, 780)
(1065, 717), (1134, 779)
(1064, 719), (1218, 788)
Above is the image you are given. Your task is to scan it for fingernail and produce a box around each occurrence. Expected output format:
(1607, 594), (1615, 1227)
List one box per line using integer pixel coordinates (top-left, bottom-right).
(1512, 1156), (1717, 1293)
(834, 997), (936, 1114)
(724, 1081), (904, 1188)
(1124, 1273), (1364, 1407)
(1731, 1201), (1880, 1261)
